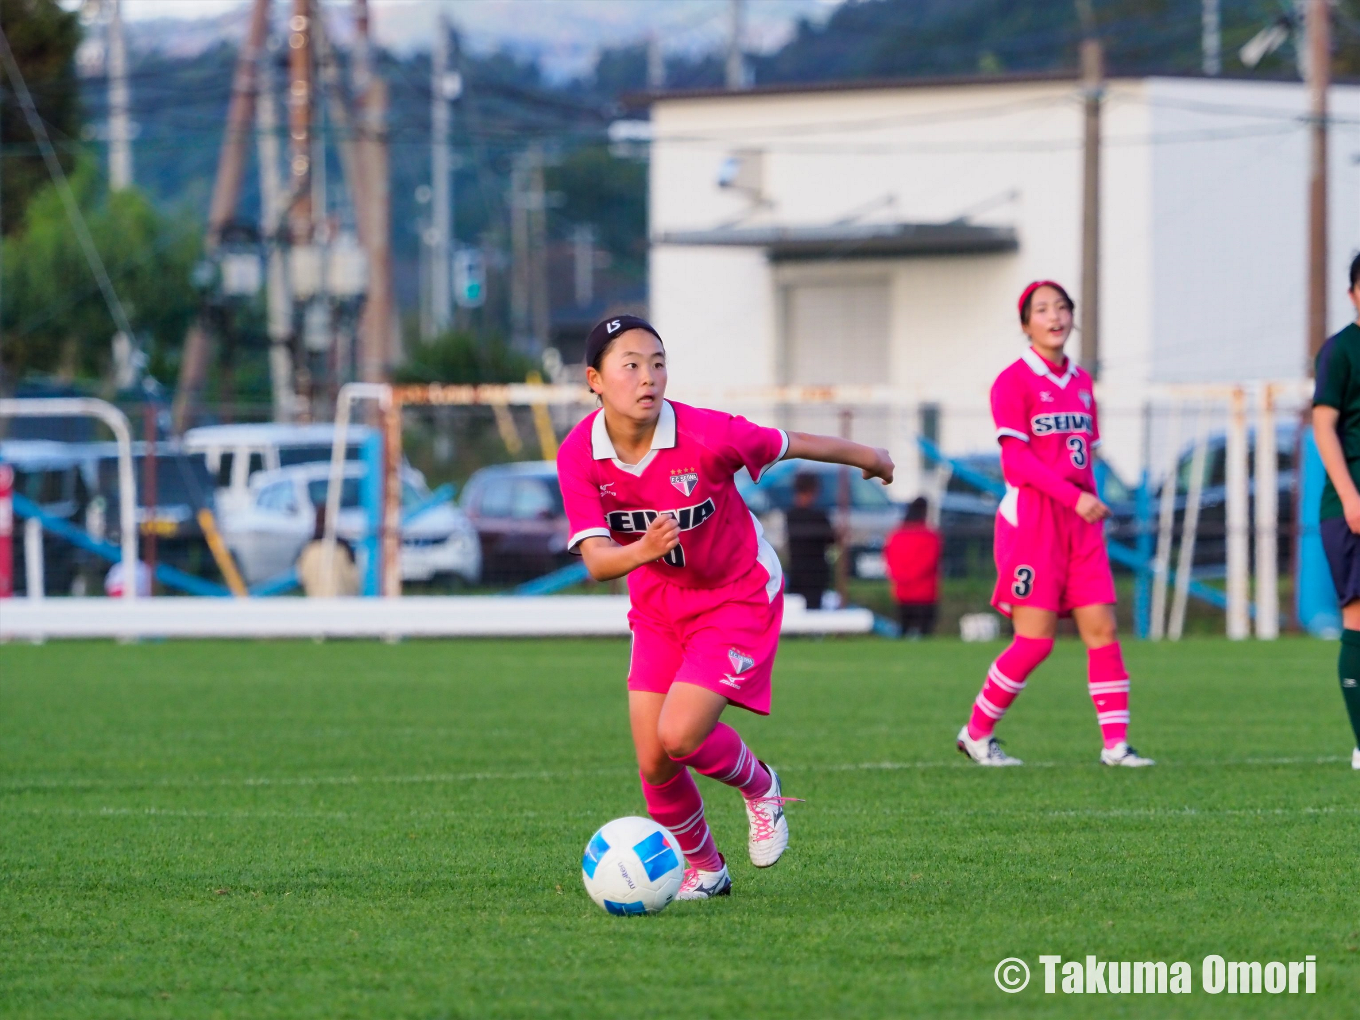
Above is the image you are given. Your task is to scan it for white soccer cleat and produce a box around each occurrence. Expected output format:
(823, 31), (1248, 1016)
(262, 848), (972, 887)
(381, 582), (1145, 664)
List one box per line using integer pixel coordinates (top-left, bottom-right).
(745, 762), (793, 868)
(1351, 747), (1360, 771)
(1100, 741), (1156, 767)
(956, 725), (1023, 766)
(675, 855), (731, 900)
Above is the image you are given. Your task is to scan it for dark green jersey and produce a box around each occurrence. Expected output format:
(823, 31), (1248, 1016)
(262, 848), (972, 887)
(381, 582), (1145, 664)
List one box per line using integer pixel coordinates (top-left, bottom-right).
(1312, 322), (1360, 520)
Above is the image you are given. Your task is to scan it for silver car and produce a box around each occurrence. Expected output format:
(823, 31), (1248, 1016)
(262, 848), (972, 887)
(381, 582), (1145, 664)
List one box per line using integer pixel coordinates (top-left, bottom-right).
(220, 462), (481, 586)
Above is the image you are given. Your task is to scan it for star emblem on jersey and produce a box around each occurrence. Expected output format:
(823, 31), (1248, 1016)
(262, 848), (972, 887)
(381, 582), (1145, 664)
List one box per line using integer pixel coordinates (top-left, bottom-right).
(728, 649), (755, 675)
(1079, 390), (1092, 409)
(670, 470), (699, 497)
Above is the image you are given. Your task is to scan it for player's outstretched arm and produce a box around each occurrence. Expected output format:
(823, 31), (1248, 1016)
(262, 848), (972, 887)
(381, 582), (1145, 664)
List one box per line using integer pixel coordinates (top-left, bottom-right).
(1313, 405), (1360, 533)
(578, 515), (680, 582)
(785, 431), (894, 485)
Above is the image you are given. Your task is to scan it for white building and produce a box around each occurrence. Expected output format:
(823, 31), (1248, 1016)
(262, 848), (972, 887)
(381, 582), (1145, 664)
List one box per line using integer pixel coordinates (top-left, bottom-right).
(646, 72), (1360, 493)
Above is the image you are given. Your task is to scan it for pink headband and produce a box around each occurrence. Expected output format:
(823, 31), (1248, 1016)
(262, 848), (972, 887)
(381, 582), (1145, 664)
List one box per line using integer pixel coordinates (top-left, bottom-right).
(1018, 280), (1066, 320)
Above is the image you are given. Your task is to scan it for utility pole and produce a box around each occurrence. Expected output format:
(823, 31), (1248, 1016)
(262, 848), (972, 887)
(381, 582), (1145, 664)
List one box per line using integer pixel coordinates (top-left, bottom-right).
(509, 152), (530, 350)
(529, 146), (550, 354)
(171, 0), (270, 433)
(430, 15), (452, 335)
(1202, 0), (1221, 75)
(573, 224), (595, 309)
(509, 145), (550, 354)
(1306, 0), (1330, 362)
(257, 24), (295, 422)
(287, 0), (314, 248)
(647, 32), (665, 91)
(1077, 0), (1103, 380)
(285, 0), (316, 415)
(354, 0), (394, 383)
(106, 0), (132, 190)
(726, 0), (747, 90)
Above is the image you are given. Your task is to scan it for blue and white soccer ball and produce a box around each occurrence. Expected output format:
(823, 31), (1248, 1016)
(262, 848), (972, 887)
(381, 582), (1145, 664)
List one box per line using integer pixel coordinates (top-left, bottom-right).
(581, 816), (685, 916)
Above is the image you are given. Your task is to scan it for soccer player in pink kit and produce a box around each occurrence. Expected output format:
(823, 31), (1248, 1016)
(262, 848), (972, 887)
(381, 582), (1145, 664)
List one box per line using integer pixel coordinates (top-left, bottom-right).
(559, 315), (894, 899)
(955, 281), (1155, 768)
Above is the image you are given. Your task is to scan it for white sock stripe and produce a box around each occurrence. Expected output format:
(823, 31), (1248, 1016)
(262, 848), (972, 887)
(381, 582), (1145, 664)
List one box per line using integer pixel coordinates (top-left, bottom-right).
(669, 806), (707, 833)
(1097, 711), (1131, 724)
(987, 668), (1026, 695)
(1088, 681), (1130, 694)
(677, 834), (711, 853)
(740, 744), (756, 784)
(988, 664), (1025, 692)
(975, 694), (1007, 719)
(714, 745), (748, 784)
(670, 820), (707, 840)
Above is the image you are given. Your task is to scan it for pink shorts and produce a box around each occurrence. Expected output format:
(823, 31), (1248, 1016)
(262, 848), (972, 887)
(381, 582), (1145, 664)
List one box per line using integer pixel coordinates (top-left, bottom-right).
(626, 569), (784, 716)
(991, 488), (1116, 617)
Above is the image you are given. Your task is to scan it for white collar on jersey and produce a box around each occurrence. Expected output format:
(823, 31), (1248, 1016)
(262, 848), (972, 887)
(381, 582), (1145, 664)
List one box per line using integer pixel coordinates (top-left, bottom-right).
(1021, 347), (1077, 389)
(591, 398), (676, 475)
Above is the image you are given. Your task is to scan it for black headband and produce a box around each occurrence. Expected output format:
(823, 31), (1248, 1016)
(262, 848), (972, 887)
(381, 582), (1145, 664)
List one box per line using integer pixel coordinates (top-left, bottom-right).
(585, 315), (662, 368)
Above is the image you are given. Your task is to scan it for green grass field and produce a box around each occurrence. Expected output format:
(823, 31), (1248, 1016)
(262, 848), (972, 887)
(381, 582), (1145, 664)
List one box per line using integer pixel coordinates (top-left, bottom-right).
(2, 637), (1357, 1019)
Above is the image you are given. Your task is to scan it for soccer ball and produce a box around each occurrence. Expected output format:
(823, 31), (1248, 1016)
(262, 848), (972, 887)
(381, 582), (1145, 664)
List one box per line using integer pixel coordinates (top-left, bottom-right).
(581, 816), (685, 916)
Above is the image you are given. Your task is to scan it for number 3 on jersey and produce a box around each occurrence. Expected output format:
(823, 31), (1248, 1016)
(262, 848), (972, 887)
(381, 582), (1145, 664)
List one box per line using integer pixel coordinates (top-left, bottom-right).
(1011, 564), (1034, 599)
(1066, 435), (1088, 468)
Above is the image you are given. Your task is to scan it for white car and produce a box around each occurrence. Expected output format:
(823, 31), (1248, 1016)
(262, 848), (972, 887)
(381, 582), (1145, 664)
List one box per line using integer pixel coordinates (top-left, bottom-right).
(219, 462), (481, 587)
(183, 422), (376, 516)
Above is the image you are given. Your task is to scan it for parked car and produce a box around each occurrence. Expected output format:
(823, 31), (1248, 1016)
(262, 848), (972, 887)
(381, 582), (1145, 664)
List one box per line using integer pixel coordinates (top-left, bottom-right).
(220, 461), (480, 586)
(0, 440), (91, 594)
(184, 423), (375, 515)
(736, 459), (901, 578)
(459, 461), (571, 584)
(1156, 422), (1298, 570)
(86, 443), (221, 584)
(930, 451), (1141, 576)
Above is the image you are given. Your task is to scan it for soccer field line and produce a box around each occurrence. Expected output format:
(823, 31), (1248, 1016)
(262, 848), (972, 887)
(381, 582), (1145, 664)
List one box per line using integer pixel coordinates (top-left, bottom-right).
(5, 803), (1358, 822)
(0, 754), (1348, 794)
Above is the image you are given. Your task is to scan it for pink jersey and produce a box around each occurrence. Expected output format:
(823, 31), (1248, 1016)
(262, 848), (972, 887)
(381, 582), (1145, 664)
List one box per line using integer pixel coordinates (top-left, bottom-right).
(991, 348), (1100, 517)
(557, 399), (787, 598)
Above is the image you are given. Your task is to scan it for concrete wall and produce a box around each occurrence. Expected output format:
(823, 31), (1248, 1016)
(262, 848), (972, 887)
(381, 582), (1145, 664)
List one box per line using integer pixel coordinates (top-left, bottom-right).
(648, 75), (1360, 490)
(1147, 77), (1360, 385)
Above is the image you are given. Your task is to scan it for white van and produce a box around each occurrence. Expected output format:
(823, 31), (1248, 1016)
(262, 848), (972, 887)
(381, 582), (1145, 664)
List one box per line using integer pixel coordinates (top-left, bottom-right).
(183, 423), (375, 514)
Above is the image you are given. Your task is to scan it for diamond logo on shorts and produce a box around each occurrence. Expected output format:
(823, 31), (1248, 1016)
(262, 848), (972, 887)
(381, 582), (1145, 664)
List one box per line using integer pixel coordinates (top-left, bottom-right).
(728, 649), (755, 675)
(670, 470), (698, 497)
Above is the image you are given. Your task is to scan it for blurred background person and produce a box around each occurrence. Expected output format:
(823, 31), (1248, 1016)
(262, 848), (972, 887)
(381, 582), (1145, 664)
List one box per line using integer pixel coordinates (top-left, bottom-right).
(884, 497), (942, 637)
(786, 471), (836, 610)
(297, 505), (359, 597)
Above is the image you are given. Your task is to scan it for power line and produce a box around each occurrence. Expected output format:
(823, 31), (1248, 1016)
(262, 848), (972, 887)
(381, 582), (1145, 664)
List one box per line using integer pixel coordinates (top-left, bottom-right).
(0, 24), (138, 348)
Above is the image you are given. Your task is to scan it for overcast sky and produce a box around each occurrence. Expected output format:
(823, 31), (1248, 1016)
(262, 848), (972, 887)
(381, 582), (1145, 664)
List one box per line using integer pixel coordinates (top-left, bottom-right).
(71, 0), (840, 80)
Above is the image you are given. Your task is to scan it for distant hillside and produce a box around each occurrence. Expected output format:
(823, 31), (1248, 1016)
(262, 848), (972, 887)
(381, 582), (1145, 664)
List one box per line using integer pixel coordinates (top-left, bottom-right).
(73, 0), (1360, 325)
(752, 0), (1360, 84)
(581, 0), (1360, 95)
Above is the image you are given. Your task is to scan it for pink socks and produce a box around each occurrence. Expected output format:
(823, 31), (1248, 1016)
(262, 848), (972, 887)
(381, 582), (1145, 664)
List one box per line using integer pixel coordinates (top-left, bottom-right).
(641, 724), (772, 873)
(967, 635), (1054, 740)
(640, 769), (722, 872)
(671, 722), (772, 799)
(1088, 642), (1130, 749)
